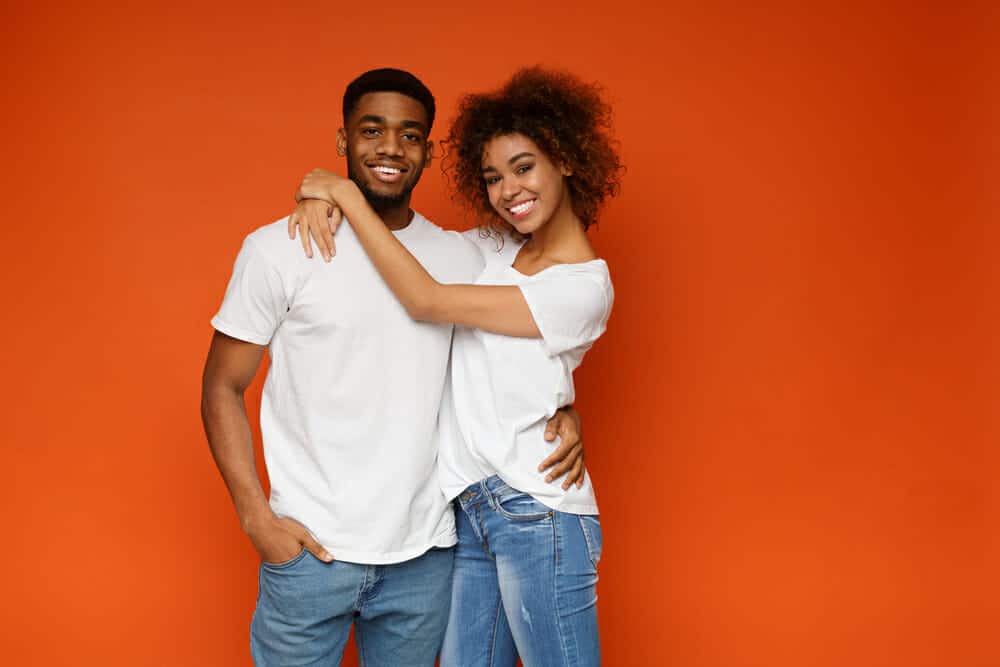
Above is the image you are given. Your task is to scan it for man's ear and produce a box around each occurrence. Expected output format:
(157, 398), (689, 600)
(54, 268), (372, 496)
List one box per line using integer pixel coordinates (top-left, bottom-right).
(425, 139), (436, 166)
(336, 128), (347, 156)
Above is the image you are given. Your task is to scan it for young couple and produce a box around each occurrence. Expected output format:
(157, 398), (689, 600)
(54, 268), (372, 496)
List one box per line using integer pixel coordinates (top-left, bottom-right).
(201, 67), (622, 666)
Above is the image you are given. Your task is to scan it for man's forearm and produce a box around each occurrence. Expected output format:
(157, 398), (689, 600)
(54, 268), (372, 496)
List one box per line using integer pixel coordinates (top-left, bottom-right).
(201, 385), (273, 532)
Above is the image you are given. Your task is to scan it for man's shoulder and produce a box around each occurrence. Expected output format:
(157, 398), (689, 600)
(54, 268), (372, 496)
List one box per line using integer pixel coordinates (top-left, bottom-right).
(244, 216), (293, 250)
(410, 214), (479, 257)
(240, 216), (309, 270)
(410, 213), (484, 282)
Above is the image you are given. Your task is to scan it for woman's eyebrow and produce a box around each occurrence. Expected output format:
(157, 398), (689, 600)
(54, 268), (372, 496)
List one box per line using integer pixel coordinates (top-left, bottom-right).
(507, 152), (535, 164)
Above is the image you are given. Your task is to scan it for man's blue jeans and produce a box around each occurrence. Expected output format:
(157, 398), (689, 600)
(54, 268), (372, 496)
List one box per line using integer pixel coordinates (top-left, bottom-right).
(250, 546), (454, 666)
(441, 475), (603, 667)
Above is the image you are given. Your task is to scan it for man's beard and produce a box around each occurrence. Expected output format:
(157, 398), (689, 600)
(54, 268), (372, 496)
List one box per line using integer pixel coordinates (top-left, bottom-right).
(346, 160), (418, 211)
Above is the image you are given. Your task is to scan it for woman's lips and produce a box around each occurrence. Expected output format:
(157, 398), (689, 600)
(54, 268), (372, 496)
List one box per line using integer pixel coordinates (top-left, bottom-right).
(506, 198), (537, 220)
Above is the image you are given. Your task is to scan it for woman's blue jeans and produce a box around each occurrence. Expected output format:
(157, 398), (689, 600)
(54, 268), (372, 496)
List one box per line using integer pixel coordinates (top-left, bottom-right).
(441, 475), (603, 667)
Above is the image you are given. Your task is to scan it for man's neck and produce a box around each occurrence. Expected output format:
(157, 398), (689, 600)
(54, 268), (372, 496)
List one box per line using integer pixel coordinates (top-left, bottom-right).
(370, 199), (415, 231)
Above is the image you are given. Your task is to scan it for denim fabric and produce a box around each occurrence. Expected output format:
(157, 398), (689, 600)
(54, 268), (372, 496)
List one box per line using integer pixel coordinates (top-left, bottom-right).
(250, 546), (454, 666)
(441, 476), (602, 667)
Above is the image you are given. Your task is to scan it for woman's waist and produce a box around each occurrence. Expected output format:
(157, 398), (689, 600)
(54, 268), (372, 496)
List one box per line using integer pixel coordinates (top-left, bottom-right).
(457, 472), (599, 516)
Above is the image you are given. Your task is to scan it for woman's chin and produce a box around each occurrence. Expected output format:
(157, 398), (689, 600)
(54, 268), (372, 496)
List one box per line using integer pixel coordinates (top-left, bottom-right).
(504, 216), (542, 236)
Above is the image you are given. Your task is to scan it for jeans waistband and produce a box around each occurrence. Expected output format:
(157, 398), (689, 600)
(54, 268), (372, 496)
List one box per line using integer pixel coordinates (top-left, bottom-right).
(457, 475), (519, 508)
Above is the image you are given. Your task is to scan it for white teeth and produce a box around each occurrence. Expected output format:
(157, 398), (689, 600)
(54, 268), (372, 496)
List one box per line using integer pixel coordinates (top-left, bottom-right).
(509, 200), (535, 214)
(373, 166), (401, 174)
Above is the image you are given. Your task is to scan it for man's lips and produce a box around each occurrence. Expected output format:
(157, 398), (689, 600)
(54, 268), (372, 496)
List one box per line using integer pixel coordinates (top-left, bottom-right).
(506, 198), (537, 220)
(367, 163), (407, 184)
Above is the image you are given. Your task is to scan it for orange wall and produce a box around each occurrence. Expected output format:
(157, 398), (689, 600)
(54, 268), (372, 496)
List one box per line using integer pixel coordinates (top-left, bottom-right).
(1, 1), (995, 665)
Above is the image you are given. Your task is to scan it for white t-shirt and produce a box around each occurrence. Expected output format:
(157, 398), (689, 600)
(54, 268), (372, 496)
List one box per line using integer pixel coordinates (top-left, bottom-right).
(211, 213), (483, 564)
(437, 230), (614, 515)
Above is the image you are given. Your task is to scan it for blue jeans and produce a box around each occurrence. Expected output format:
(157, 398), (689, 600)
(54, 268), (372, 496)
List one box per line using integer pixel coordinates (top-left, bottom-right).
(441, 476), (603, 667)
(250, 546), (454, 666)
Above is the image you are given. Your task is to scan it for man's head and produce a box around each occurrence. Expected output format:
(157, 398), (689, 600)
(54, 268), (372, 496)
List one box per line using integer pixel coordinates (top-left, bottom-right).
(338, 68), (436, 211)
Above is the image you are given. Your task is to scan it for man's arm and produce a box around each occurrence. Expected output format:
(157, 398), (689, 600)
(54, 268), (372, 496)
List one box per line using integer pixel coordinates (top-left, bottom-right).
(200, 331), (333, 563)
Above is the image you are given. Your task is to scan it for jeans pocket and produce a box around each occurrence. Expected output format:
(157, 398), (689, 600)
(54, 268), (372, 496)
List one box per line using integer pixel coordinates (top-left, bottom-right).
(579, 515), (603, 568)
(261, 548), (309, 571)
(495, 492), (553, 522)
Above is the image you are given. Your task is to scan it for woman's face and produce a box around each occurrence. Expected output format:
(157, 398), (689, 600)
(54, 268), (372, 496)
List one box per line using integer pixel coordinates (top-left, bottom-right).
(481, 133), (571, 235)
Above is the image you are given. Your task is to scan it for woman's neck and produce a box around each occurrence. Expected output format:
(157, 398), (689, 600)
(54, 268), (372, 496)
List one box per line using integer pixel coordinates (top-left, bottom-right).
(518, 190), (595, 266)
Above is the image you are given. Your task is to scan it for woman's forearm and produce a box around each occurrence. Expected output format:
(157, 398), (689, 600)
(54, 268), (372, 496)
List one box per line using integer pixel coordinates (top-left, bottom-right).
(298, 171), (539, 337)
(334, 184), (442, 320)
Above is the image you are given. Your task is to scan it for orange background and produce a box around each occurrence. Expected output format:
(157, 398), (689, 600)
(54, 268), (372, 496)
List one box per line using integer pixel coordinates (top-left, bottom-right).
(1, 1), (996, 665)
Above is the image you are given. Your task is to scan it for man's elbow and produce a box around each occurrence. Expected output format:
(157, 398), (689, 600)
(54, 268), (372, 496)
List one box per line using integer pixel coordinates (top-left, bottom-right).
(200, 384), (221, 426)
(200, 377), (241, 424)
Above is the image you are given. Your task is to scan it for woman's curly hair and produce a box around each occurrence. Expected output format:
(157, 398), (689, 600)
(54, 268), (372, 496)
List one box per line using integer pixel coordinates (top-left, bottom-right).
(443, 66), (623, 242)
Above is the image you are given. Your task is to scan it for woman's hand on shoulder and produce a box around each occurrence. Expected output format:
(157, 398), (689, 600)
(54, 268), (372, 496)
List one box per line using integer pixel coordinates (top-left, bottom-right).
(295, 168), (360, 207)
(288, 199), (342, 262)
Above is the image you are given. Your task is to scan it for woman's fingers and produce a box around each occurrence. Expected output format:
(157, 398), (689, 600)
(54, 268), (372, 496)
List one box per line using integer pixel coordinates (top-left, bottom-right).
(544, 442), (583, 483)
(307, 203), (334, 261)
(327, 206), (343, 258)
(562, 456), (585, 490)
(299, 207), (314, 258)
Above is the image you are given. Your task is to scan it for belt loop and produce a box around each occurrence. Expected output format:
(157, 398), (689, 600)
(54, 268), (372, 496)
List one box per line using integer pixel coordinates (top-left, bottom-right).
(479, 478), (497, 510)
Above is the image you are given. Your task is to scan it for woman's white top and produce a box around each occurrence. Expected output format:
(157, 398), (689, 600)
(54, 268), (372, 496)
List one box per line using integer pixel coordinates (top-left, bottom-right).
(436, 229), (614, 515)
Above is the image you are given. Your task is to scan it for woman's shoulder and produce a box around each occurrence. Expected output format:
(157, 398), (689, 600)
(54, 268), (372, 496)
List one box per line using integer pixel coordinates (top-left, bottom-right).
(531, 257), (611, 287)
(461, 226), (523, 261)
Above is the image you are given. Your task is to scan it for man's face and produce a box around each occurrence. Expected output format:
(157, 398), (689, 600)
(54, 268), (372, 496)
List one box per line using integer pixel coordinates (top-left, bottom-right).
(339, 92), (432, 210)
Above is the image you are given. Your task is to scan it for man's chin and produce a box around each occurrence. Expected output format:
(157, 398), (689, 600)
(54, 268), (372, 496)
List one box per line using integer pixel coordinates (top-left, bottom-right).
(359, 184), (411, 210)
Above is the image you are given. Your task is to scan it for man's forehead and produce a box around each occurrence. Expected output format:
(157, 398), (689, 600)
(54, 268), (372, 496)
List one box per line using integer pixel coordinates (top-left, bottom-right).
(349, 91), (429, 127)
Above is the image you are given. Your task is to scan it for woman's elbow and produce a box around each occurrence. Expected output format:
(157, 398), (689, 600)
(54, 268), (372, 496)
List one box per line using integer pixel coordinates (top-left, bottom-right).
(404, 294), (436, 322)
(400, 284), (443, 322)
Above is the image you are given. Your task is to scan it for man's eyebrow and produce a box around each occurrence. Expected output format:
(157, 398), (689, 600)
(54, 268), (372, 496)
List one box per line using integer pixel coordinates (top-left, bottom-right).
(400, 120), (428, 132)
(357, 115), (427, 133)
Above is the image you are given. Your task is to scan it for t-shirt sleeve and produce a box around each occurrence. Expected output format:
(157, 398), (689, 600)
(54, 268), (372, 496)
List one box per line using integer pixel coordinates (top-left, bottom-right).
(518, 265), (613, 357)
(210, 236), (289, 345)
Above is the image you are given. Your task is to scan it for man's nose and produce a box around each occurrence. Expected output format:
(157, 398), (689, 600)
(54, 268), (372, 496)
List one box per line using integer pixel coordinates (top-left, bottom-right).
(376, 133), (403, 156)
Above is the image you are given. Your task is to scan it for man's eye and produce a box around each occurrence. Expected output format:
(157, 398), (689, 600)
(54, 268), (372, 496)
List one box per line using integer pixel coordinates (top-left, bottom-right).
(402, 133), (422, 142)
(361, 128), (380, 137)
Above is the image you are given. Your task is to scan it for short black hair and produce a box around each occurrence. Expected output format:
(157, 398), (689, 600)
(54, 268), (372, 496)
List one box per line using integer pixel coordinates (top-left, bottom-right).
(342, 68), (436, 132)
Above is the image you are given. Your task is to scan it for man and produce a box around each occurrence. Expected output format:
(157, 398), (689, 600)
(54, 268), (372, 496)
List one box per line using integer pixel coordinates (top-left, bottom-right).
(201, 68), (584, 666)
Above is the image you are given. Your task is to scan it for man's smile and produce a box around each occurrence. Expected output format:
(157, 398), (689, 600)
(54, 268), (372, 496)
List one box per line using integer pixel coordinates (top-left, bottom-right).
(367, 162), (408, 184)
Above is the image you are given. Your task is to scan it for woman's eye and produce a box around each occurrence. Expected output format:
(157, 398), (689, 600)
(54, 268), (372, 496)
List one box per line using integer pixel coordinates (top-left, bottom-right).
(516, 164), (533, 174)
(484, 175), (501, 186)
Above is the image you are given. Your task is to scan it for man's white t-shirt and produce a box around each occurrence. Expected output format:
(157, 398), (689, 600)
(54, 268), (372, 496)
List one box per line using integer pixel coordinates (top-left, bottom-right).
(437, 230), (614, 515)
(211, 213), (483, 564)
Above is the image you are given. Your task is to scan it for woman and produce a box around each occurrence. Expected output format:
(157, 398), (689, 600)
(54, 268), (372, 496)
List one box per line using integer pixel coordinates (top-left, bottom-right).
(291, 67), (622, 667)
